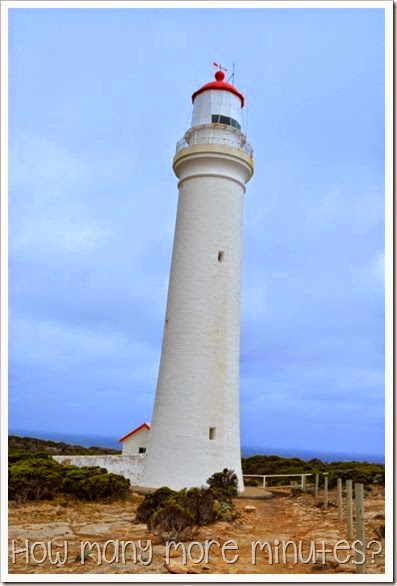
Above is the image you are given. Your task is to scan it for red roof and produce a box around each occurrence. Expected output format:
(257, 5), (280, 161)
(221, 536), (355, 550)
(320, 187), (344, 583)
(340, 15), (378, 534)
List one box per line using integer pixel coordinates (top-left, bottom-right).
(119, 422), (150, 443)
(192, 71), (245, 108)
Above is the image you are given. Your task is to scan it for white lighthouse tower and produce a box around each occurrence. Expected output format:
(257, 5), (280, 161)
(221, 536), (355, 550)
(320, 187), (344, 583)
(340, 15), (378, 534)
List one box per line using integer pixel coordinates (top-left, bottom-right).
(141, 68), (254, 491)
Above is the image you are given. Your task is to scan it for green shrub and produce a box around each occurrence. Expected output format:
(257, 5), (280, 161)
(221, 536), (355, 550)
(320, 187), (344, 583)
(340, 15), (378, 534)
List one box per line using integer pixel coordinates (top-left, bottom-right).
(135, 486), (176, 523)
(327, 470), (377, 489)
(9, 456), (64, 503)
(214, 500), (239, 522)
(135, 471), (240, 541)
(244, 477), (261, 487)
(136, 485), (215, 528)
(62, 467), (130, 501)
(241, 455), (384, 485)
(8, 451), (51, 464)
(148, 503), (195, 541)
(207, 468), (238, 501)
(176, 487), (216, 525)
(62, 466), (106, 495)
(9, 454), (130, 503)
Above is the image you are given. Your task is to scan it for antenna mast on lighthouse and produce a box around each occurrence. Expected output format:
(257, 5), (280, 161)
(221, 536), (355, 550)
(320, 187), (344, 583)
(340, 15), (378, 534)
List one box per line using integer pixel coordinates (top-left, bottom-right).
(227, 63), (236, 85)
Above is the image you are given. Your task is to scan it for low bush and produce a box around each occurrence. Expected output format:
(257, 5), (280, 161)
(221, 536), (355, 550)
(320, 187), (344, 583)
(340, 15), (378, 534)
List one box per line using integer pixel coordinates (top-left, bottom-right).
(327, 469), (380, 489)
(242, 455), (384, 487)
(9, 451), (50, 464)
(136, 486), (216, 528)
(244, 477), (261, 487)
(148, 503), (195, 541)
(135, 486), (176, 523)
(63, 467), (130, 501)
(135, 469), (240, 542)
(214, 500), (239, 522)
(9, 453), (130, 504)
(207, 468), (238, 501)
(177, 487), (216, 525)
(9, 455), (64, 504)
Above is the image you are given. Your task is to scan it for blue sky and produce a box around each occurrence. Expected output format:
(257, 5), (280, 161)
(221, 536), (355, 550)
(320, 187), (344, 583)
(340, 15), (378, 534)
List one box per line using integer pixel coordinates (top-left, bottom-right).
(8, 6), (385, 457)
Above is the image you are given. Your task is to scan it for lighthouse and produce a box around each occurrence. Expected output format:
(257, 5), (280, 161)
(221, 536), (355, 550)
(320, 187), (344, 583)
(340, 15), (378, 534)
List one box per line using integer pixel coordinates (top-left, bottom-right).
(140, 68), (254, 491)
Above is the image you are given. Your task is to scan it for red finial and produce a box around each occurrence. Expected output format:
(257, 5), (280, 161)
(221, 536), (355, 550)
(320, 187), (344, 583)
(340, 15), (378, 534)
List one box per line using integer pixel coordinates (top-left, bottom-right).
(215, 70), (225, 82)
(213, 62), (227, 75)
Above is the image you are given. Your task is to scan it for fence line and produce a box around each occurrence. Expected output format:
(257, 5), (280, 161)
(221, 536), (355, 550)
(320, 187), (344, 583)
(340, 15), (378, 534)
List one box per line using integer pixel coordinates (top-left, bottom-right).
(243, 473), (312, 490)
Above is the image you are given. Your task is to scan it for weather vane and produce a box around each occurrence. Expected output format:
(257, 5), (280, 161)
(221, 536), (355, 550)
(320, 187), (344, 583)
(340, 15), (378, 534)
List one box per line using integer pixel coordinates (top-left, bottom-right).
(213, 62), (227, 73)
(213, 62), (235, 85)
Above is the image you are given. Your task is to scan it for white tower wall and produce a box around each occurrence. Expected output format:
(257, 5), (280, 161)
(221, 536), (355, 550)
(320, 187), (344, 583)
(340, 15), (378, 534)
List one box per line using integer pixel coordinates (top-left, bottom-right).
(140, 72), (254, 492)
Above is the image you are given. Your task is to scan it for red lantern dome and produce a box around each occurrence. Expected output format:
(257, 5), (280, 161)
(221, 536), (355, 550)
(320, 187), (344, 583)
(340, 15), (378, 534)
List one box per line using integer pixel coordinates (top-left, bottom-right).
(191, 70), (245, 108)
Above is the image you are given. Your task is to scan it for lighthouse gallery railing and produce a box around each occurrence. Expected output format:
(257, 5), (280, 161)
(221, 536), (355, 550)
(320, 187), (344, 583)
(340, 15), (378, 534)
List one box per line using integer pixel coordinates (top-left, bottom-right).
(176, 130), (253, 158)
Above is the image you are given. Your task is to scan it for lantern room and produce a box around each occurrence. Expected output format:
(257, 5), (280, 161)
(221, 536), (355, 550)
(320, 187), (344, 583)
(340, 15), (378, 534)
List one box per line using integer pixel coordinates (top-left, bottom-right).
(191, 70), (245, 131)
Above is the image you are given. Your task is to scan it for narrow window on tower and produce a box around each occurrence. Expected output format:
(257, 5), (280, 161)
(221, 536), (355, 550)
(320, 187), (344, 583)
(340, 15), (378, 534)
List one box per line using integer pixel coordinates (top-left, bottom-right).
(209, 427), (216, 440)
(218, 251), (224, 262)
(139, 447), (147, 454)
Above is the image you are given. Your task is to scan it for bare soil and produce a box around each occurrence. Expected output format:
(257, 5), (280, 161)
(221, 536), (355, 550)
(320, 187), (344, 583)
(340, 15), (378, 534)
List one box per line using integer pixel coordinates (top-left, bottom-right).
(8, 485), (385, 575)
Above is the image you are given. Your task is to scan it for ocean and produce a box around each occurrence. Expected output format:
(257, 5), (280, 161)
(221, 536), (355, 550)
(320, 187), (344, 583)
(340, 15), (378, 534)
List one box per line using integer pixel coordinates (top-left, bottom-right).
(9, 428), (385, 464)
(241, 445), (385, 464)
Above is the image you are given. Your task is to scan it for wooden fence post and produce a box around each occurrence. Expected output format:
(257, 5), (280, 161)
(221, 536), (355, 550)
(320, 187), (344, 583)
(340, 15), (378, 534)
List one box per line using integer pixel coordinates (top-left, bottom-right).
(355, 483), (365, 574)
(301, 475), (307, 491)
(346, 479), (353, 540)
(314, 473), (319, 498)
(323, 474), (329, 510)
(337, 478), (343, 521)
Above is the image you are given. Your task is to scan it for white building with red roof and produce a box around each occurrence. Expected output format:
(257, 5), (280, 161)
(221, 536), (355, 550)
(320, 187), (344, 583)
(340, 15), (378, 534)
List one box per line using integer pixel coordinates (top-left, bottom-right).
(119, 422), (150, 456)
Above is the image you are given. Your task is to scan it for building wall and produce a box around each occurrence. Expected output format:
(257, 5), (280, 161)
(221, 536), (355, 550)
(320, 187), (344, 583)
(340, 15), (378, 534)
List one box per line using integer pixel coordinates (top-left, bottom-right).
(141, 145), (253, 491)
(53, 455), (146, 485)
(121, 427), (150, 455)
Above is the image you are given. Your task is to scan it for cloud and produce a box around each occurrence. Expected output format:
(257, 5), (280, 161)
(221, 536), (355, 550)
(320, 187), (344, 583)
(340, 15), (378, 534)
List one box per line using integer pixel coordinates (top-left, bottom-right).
(9, 132), (86, 194)
(11, 213), (114, 256)
(370, 251), (385, 283)
(8, 312), (160, 435)
(7, 8), (385, 456)
(307, 187), (384, 236)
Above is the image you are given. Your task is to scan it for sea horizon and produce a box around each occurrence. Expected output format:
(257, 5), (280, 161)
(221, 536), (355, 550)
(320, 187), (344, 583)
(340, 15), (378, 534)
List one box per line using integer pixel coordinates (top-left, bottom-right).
(8, 428), (385, 465)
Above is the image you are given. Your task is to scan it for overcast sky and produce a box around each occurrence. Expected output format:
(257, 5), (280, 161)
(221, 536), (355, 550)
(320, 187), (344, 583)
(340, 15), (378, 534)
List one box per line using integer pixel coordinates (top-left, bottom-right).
(8, 6), (385, 457)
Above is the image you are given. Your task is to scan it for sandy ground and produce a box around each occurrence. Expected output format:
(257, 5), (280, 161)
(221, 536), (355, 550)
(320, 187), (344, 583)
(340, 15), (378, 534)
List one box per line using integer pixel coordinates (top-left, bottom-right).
(8, 485), (385, 575)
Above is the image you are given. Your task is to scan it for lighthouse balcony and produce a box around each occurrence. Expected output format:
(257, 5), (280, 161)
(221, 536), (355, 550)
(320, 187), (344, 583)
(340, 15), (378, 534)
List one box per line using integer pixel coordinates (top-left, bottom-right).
(176, 124), (253, 158)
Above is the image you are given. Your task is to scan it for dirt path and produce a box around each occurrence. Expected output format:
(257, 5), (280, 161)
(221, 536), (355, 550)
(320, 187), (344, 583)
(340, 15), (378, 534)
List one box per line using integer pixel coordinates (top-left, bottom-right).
(8, 486), (385, 575)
